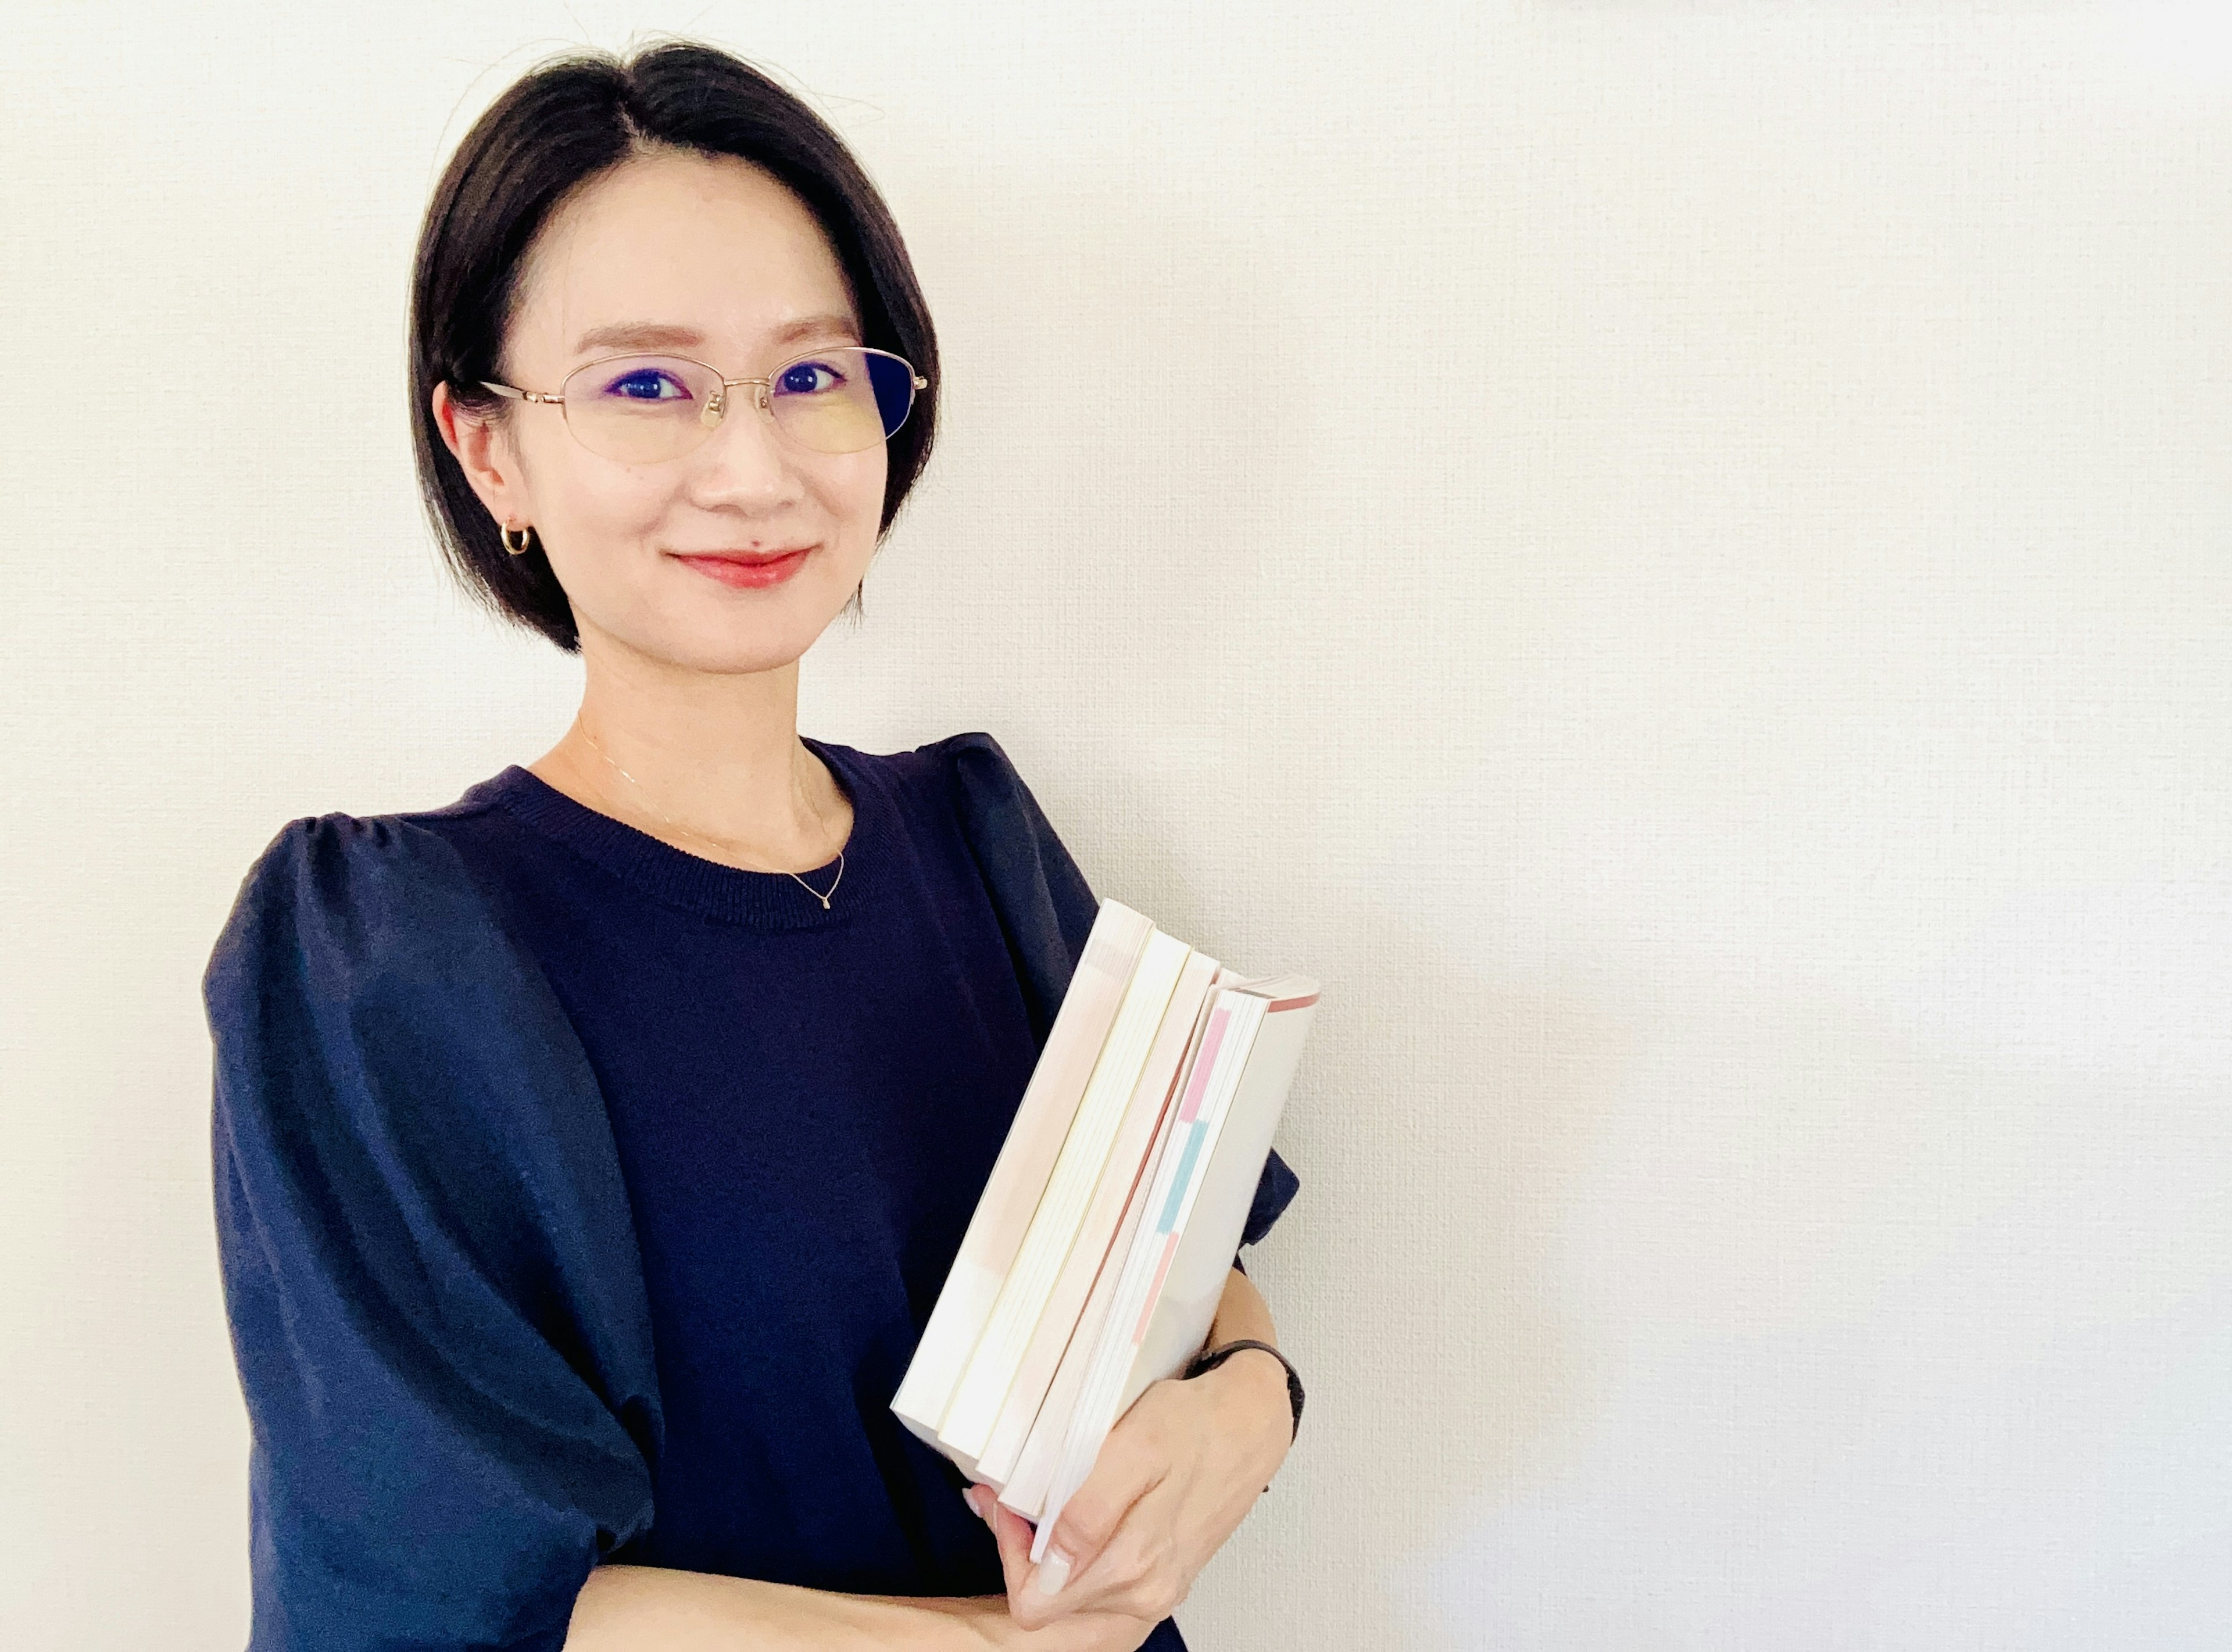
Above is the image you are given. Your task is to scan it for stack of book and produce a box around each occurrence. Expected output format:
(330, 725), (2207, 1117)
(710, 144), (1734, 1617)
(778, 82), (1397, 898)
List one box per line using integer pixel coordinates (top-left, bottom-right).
(891, 897), (1318, 1560)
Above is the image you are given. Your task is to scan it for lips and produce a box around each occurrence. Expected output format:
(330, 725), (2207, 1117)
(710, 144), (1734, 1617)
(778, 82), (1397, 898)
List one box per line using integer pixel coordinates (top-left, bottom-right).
(670, 545), (815, 591)
(671, 547), (814, 566)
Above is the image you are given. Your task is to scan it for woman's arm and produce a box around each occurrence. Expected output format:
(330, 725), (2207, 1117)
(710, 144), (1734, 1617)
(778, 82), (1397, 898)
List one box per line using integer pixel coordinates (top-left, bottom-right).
(1203, 1263), (1289, 1390)
(564, 1564), (1161, 1650)
(573, 1265), (1294, 1647)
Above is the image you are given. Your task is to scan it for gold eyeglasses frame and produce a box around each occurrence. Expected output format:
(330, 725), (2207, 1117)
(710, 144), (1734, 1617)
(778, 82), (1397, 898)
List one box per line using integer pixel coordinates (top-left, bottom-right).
(476, 344), (931, 460)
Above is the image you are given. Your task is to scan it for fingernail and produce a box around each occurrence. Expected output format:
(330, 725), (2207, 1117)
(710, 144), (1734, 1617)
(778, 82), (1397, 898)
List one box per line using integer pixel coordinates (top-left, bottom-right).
(965, 1488), (988, 1522)
(1030, 1549), (1071, 1599)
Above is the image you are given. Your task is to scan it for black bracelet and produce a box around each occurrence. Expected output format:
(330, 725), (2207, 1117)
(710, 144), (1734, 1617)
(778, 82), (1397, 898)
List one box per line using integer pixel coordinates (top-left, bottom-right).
(1182, 1338), (1304, 1451)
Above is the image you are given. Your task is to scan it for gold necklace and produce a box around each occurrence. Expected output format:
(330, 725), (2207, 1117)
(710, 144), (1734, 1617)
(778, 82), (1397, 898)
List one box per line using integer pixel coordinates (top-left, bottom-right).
(573, 718), (845, 909)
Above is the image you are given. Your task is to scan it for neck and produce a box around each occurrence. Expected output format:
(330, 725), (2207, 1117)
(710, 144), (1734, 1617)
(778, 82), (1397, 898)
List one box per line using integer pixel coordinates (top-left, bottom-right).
(527, 641), (849, 874)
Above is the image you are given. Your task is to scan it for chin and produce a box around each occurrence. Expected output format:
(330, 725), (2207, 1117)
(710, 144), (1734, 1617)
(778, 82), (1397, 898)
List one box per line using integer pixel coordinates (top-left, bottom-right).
(692, 599), (854, 674)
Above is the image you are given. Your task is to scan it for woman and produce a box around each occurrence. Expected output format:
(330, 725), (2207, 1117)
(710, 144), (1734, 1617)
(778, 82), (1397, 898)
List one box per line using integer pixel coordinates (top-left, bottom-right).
(203, 38), (1302, 1652)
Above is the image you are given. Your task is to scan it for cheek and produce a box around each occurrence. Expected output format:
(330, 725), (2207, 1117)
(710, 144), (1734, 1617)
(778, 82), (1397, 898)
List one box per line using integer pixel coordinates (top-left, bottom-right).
(546, 462), (674, 551)
(820, 450), (889, 545)
(580, 468), (675, 531)
(534, 475), (668, 600)
(524, 432), (666, 537)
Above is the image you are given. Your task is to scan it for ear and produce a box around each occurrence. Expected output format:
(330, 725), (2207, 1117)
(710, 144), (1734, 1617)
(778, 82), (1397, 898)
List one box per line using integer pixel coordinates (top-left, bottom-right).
(430, 380), (527, 530)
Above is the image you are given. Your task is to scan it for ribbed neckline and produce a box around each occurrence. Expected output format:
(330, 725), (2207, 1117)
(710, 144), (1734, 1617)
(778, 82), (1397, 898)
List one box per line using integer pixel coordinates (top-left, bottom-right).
(466, 735), (882, 932)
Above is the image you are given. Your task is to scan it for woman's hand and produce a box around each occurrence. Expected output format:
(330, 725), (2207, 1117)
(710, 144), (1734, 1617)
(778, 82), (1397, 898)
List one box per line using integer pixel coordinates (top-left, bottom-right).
(962, 1493), (1158, 1650)
(964, 1347), (1293, 1635)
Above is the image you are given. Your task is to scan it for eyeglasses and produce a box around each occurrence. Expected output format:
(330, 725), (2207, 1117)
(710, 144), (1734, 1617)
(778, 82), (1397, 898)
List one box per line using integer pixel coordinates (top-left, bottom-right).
(478, 345), (929, 465)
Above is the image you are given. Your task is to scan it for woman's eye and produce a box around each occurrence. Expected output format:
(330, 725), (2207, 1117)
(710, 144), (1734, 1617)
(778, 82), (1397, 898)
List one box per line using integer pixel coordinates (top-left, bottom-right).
(777, 360), (843, 395)
(602, 368), (689, 402)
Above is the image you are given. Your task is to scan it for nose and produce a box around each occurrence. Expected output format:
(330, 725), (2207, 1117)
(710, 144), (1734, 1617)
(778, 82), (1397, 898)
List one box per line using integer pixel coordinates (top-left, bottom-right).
(693, 379), (804, 500)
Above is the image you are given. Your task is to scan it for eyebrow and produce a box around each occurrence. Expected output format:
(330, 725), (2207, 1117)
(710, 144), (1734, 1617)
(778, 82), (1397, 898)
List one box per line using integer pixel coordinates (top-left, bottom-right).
(571, 312), (863, 359)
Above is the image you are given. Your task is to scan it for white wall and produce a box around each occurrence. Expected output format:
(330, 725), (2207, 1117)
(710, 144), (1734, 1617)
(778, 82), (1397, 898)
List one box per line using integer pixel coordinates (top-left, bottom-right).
(4, 3), (2227, 1647)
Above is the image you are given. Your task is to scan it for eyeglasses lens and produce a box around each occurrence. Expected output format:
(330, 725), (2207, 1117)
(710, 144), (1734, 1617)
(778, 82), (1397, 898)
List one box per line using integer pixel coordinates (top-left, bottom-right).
(559, 348), (918, 463)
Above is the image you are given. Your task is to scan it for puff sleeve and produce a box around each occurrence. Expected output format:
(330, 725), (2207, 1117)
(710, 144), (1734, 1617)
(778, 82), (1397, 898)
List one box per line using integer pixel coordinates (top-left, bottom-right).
(203, 814), (663, 1651)
(938, 730), (1300, 1271)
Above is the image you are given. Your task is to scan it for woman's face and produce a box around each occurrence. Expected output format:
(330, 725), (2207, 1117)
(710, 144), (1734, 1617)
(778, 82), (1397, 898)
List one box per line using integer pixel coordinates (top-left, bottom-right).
(443, 148), (888, 674)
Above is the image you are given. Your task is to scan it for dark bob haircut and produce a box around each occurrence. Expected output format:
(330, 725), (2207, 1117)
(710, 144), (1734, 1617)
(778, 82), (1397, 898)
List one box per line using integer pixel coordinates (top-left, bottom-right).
(408, 38), (939, 652)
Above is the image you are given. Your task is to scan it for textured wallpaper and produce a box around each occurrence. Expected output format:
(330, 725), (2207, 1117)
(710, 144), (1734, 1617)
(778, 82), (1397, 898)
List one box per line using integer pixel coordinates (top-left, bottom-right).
(3, 3), (2227, 1647)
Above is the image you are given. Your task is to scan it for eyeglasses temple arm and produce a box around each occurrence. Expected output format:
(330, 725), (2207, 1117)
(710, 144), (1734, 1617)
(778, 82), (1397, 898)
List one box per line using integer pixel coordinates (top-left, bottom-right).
(477, 381), (564, 403)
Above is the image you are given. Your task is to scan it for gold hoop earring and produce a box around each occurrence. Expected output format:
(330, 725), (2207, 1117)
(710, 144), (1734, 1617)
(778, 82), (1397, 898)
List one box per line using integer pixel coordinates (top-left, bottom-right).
(501, 523), (533, 557)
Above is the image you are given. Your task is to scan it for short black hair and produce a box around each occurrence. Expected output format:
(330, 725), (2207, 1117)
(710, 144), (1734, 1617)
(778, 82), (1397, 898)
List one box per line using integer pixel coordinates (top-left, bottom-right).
(407, 38), (939, 651)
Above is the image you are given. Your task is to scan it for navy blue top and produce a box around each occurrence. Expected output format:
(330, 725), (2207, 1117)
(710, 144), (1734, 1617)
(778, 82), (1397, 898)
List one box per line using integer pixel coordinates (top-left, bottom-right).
(203, 730), (1298, 1651)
